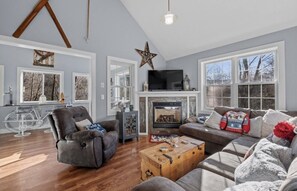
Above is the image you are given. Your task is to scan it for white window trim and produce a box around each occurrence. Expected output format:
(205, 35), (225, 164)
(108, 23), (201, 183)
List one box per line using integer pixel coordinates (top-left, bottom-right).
(72, 72), (90, 103)
(198, 41), (285, 112)
(17, 67), (64, 104)
(107, 56), (138, 116)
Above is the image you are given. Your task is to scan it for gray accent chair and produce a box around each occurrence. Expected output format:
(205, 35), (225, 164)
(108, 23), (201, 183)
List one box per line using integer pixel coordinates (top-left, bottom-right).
(48, 106), (119, 168)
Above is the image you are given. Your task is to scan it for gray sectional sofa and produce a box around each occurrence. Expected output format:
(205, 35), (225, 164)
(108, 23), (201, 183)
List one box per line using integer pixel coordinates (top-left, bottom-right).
(132, 107), (297, 191)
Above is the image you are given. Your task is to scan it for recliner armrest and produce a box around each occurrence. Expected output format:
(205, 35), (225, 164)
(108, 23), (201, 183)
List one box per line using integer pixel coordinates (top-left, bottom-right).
(98, 120), (119, 133)
(65, 130), (103, 142)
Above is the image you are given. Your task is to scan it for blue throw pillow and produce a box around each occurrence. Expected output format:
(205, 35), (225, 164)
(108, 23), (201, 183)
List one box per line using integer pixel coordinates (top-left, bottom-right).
(86, 123), (107, 135)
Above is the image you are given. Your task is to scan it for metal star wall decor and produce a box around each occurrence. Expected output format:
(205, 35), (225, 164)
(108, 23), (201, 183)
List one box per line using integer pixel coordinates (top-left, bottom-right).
(135, 42), (157, 70)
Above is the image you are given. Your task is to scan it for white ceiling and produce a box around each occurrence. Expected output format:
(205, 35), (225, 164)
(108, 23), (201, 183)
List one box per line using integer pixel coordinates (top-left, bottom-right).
(121, 0), (297, 61)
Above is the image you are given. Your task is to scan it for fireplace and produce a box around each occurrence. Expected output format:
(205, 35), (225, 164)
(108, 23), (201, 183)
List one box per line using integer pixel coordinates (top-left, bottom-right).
(153, 102), (182, 128)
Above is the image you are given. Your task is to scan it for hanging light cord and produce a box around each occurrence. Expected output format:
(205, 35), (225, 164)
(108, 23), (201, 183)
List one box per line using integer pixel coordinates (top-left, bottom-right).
(168, 0), (171, 12)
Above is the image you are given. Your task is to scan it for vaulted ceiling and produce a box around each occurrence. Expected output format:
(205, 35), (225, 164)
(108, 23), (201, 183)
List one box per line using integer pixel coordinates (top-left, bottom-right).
(121, 0), (297, 61)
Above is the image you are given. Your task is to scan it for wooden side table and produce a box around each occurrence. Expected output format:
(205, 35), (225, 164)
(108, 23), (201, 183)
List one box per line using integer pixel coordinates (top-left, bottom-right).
(116, 111), (139, 143)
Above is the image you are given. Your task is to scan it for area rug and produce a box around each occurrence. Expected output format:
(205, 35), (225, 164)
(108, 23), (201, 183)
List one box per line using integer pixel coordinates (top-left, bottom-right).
(149, 134), (172, 143)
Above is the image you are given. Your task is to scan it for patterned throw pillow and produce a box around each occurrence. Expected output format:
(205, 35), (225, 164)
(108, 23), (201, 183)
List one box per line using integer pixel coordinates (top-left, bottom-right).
(220, 111), (250, 134)
(86, 123), (107, 135)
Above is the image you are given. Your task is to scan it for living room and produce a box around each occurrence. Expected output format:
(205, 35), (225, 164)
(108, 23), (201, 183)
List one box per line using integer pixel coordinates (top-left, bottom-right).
(0, 0), (297, 190)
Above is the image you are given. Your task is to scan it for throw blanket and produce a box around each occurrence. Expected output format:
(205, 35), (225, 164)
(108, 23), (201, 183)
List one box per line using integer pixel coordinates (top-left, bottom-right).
(235, 138), (293, 184)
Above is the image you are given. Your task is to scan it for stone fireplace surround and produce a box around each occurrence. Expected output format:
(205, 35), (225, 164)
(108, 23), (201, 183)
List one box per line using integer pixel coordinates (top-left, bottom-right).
(137, 91), (200, 135)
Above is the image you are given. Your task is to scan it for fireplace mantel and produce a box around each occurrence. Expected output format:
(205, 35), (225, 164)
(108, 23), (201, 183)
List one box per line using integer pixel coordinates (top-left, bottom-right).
(137, 91), (200, 135)
(137, 91), (200, 97)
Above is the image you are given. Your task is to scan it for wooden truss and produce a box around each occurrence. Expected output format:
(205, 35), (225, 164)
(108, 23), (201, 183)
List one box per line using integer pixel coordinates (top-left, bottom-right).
(13, 0), (71, 48)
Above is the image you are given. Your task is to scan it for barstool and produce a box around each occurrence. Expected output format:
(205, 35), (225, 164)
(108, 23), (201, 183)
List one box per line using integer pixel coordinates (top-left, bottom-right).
(14, 107), (32, 137)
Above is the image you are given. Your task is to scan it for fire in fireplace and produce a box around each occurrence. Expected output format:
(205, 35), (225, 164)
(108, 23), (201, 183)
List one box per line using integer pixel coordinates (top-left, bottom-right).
(153, 102), (182, 128)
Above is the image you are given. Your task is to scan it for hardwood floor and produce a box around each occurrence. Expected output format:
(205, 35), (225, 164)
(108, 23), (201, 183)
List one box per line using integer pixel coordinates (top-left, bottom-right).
(0, 130), (156, 191)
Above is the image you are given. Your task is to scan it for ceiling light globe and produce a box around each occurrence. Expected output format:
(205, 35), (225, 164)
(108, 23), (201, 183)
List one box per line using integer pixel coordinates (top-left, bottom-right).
(164, 13), (175, 25)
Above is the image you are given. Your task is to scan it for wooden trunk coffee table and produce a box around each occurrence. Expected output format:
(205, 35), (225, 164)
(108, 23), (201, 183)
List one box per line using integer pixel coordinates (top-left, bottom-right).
(140, 136), (205, 181)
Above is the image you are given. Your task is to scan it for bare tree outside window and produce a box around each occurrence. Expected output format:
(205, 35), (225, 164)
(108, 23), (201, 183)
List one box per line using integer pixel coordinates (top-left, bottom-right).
(44, 74), (60, 101)
(74, 75), (89, 101)
(22, 70), (61, 102)
(205, 60), (232, 108)
(23, 72), (43, 101)
(238, 52), (275, 109)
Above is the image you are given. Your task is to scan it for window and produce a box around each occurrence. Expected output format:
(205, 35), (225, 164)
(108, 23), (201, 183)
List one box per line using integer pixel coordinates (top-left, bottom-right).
(73, 73), (89, 102)
(107, 56), (137, 115)
(237, 52), (275, 110)
(205, 60), (232, 107)
(200, 42), (285, 111)
(19, 68), (64, 103)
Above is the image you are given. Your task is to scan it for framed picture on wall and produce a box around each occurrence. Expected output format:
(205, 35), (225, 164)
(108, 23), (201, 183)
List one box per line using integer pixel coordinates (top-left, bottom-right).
(33, 49), (55, 67)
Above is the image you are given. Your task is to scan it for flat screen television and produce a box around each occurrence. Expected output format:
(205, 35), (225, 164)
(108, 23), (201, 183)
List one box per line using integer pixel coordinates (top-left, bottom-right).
(148, 70), (183, 91)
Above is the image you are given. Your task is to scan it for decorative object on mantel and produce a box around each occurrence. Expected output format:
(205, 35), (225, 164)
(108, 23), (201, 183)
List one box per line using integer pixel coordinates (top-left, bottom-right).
(12, 0), (71, 48)
(164, 0), (177, 25)
(135, 42), (157, 70)
(59, 92), (65, 104)
(183, 74), (190, 91)
(33, 50), (54, 67)
(143, 81), (149, 91)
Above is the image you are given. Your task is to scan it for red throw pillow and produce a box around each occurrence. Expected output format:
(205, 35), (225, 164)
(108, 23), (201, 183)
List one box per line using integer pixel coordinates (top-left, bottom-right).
(273, 121), (295, 142)
(220, 111), (250, 134)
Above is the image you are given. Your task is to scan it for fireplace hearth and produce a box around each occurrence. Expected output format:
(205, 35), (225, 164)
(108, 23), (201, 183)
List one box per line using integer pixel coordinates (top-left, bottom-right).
(153, 102), (182, 128)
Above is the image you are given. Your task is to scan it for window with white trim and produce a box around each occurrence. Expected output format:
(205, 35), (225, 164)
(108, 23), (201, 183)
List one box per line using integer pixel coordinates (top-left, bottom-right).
(200, 42), (285, 111)
(19, 68), (64, 103)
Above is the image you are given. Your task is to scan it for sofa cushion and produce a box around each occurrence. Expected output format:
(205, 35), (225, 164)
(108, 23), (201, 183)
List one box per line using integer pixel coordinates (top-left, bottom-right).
(222, 136), (260, 157)
(215, 106), (251, 117)
(75, 119), (92, 131)
(235, 138), (293, 184)
(247, 116), (262, 138)
(204, 111), (222, 130)
(220, 111), (250, 134)
(279, 157), (297, 191)
(224, 180), (283, 191)
(291, 135), (297, 156)
(132, 176), (185, 191)
(179, 123), (242, 146)
(197, 151), (244, 180)
(102, 131), (118, 149)
(262, 109), (291, 137)
(176, 168), (235, 191)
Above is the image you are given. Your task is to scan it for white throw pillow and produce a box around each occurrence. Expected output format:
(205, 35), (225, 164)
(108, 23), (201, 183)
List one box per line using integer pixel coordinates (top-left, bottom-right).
(234, 138), (293, 184)
(290, 135), (297, 156)
(261, 109), (291, 137)
(288, 117), (297, 126)
(224, 180), (283, 191)
(75, 119), (92, 131)
(247, 116), (263, 138)
(204, 111), (222, 130)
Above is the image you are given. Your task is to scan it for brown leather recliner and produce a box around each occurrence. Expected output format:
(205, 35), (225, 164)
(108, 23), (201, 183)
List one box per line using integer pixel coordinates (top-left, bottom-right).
(48, 106), (119, 168)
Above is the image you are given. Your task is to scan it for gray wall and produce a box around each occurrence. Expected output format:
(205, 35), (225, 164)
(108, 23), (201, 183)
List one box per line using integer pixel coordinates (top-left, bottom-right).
(0, 44), (89, 104)
(0, 0), (167, 120)
(167, 26), (297, 111)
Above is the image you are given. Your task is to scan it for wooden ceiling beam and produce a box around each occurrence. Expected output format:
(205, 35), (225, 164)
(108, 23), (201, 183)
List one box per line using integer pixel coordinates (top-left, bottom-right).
(13, 0), (49, 38)
(12, 0), (71, 48)
(45, 2), (71, 48)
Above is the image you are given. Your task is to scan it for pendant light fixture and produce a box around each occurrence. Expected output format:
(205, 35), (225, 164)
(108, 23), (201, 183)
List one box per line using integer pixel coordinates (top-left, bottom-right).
(164, 0), (176, 25)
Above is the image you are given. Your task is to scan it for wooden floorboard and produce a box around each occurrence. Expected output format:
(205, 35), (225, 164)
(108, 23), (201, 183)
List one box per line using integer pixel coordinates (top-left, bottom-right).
(0, 130), (156, 191)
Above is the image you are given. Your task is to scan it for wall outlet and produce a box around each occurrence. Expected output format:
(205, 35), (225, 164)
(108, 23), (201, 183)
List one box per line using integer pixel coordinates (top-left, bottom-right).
(100, 82), (104, 88)
(101, 94), (105, 100)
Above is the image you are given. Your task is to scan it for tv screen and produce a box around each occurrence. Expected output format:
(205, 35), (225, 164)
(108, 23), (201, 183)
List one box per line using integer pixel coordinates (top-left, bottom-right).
(148, 70), (183, 91)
